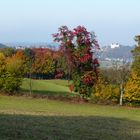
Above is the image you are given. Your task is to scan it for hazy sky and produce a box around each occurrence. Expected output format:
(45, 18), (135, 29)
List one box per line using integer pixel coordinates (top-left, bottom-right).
(0, 0), (140, 46)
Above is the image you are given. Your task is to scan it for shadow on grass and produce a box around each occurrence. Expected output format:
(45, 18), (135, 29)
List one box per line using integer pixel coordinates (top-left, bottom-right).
(21, 89), (76, 97)
(0, 114), (140, 140)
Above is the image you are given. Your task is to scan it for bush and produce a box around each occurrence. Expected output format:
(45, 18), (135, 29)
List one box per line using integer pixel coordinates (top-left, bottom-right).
(0, 51), (25, 94)
(124, 76), (140, 106)
(2, 73), (23, 94)
(91, 83), (120, 104)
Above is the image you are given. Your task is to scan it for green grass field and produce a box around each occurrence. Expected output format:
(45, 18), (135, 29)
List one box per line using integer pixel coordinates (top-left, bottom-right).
(21, 79), (76, 97)
(0, 95), (140, 140)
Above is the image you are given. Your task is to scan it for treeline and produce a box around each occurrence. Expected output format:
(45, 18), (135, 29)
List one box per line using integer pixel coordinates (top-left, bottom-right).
(0, 47), (69, 93)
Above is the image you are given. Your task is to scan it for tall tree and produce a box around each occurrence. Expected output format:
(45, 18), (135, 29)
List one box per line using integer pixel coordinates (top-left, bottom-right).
(124, 35), (140, 105)
(53, 26), (100, 98)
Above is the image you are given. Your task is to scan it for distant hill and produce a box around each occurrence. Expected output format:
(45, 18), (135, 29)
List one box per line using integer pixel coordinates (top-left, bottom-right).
(5, 42), (59, 49)
(0, 43), (8, 48)
(98, 45), (134, 61)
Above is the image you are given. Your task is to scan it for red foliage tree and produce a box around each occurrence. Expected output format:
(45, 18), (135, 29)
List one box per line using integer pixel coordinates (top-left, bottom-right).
(53, 25), (100, 98)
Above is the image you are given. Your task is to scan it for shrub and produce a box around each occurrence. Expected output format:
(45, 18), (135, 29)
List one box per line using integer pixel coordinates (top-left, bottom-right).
(0, 51), (25, 94)
(2, 73), (23, 94)
(91, 83), (120, 104)
(124, 74), (140, 106)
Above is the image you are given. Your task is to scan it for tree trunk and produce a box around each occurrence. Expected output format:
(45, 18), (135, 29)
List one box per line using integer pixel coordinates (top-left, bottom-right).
(119, 83), (124, 106)
(29, 70), (32, 95)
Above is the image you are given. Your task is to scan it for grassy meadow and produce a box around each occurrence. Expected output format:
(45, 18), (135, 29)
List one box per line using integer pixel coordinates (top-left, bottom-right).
(0, 79), (139, 139)
(0, 94), (140, 140)
(21, 79), (76, 97)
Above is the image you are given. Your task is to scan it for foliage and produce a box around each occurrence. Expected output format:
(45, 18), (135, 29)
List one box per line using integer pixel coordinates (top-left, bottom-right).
(6, 51), (25, 75)
(0, 53), (6, 89)
(100, 63), (130, 85)
(93, 84), (120, 104)
(23, 48), (59, 79)
(2, 73), (23, 93)
(131, 35), (140, 77)
(24, 48), (35, 74)
(54, 53), (69, 79)
(124, 74), (140, 105)
(0, 51), (26, 93)
(91, 75), (120, 104)
(53, 26), (100, 98)
(0, 47), (15, 57)
(92, 64), (130, 105)
(32, 48), (55, 76)
(124, 35), (140, 105)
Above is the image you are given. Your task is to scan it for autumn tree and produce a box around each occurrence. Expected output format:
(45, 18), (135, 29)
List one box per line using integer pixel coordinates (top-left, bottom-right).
(53, 26), (100, 98)
(31, 48), (55, 79)
(0, 51), (26, 93)
(124, 35), (140, 105)
(93, 63), (130, 105)
(54, 51), (69, 79)
(102, 61), (130, 105)
(1, 47), (15, 57)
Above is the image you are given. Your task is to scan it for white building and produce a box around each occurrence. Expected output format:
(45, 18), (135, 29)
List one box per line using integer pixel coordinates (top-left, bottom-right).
(110, 43), (120, 49)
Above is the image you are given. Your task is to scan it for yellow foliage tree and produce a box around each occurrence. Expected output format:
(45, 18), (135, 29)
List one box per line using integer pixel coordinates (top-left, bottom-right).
(124, 35), (140, 105)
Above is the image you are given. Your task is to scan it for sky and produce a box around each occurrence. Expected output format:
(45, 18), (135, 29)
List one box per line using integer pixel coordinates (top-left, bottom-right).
(0, 0), (140, 46)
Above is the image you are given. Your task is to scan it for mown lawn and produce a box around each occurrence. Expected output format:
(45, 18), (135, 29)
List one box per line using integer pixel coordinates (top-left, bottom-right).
(0, 95), (140, 140)
(21, 79), (76, 97)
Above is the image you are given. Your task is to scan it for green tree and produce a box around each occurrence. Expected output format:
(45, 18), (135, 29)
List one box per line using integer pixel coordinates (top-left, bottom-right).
(1, 47), (15, 57)
(0, 51), (25, 93)
(124, 35), (140, 105)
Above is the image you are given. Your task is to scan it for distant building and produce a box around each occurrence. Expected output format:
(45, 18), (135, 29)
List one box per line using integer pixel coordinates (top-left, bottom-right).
(110, 43), (120, 49)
